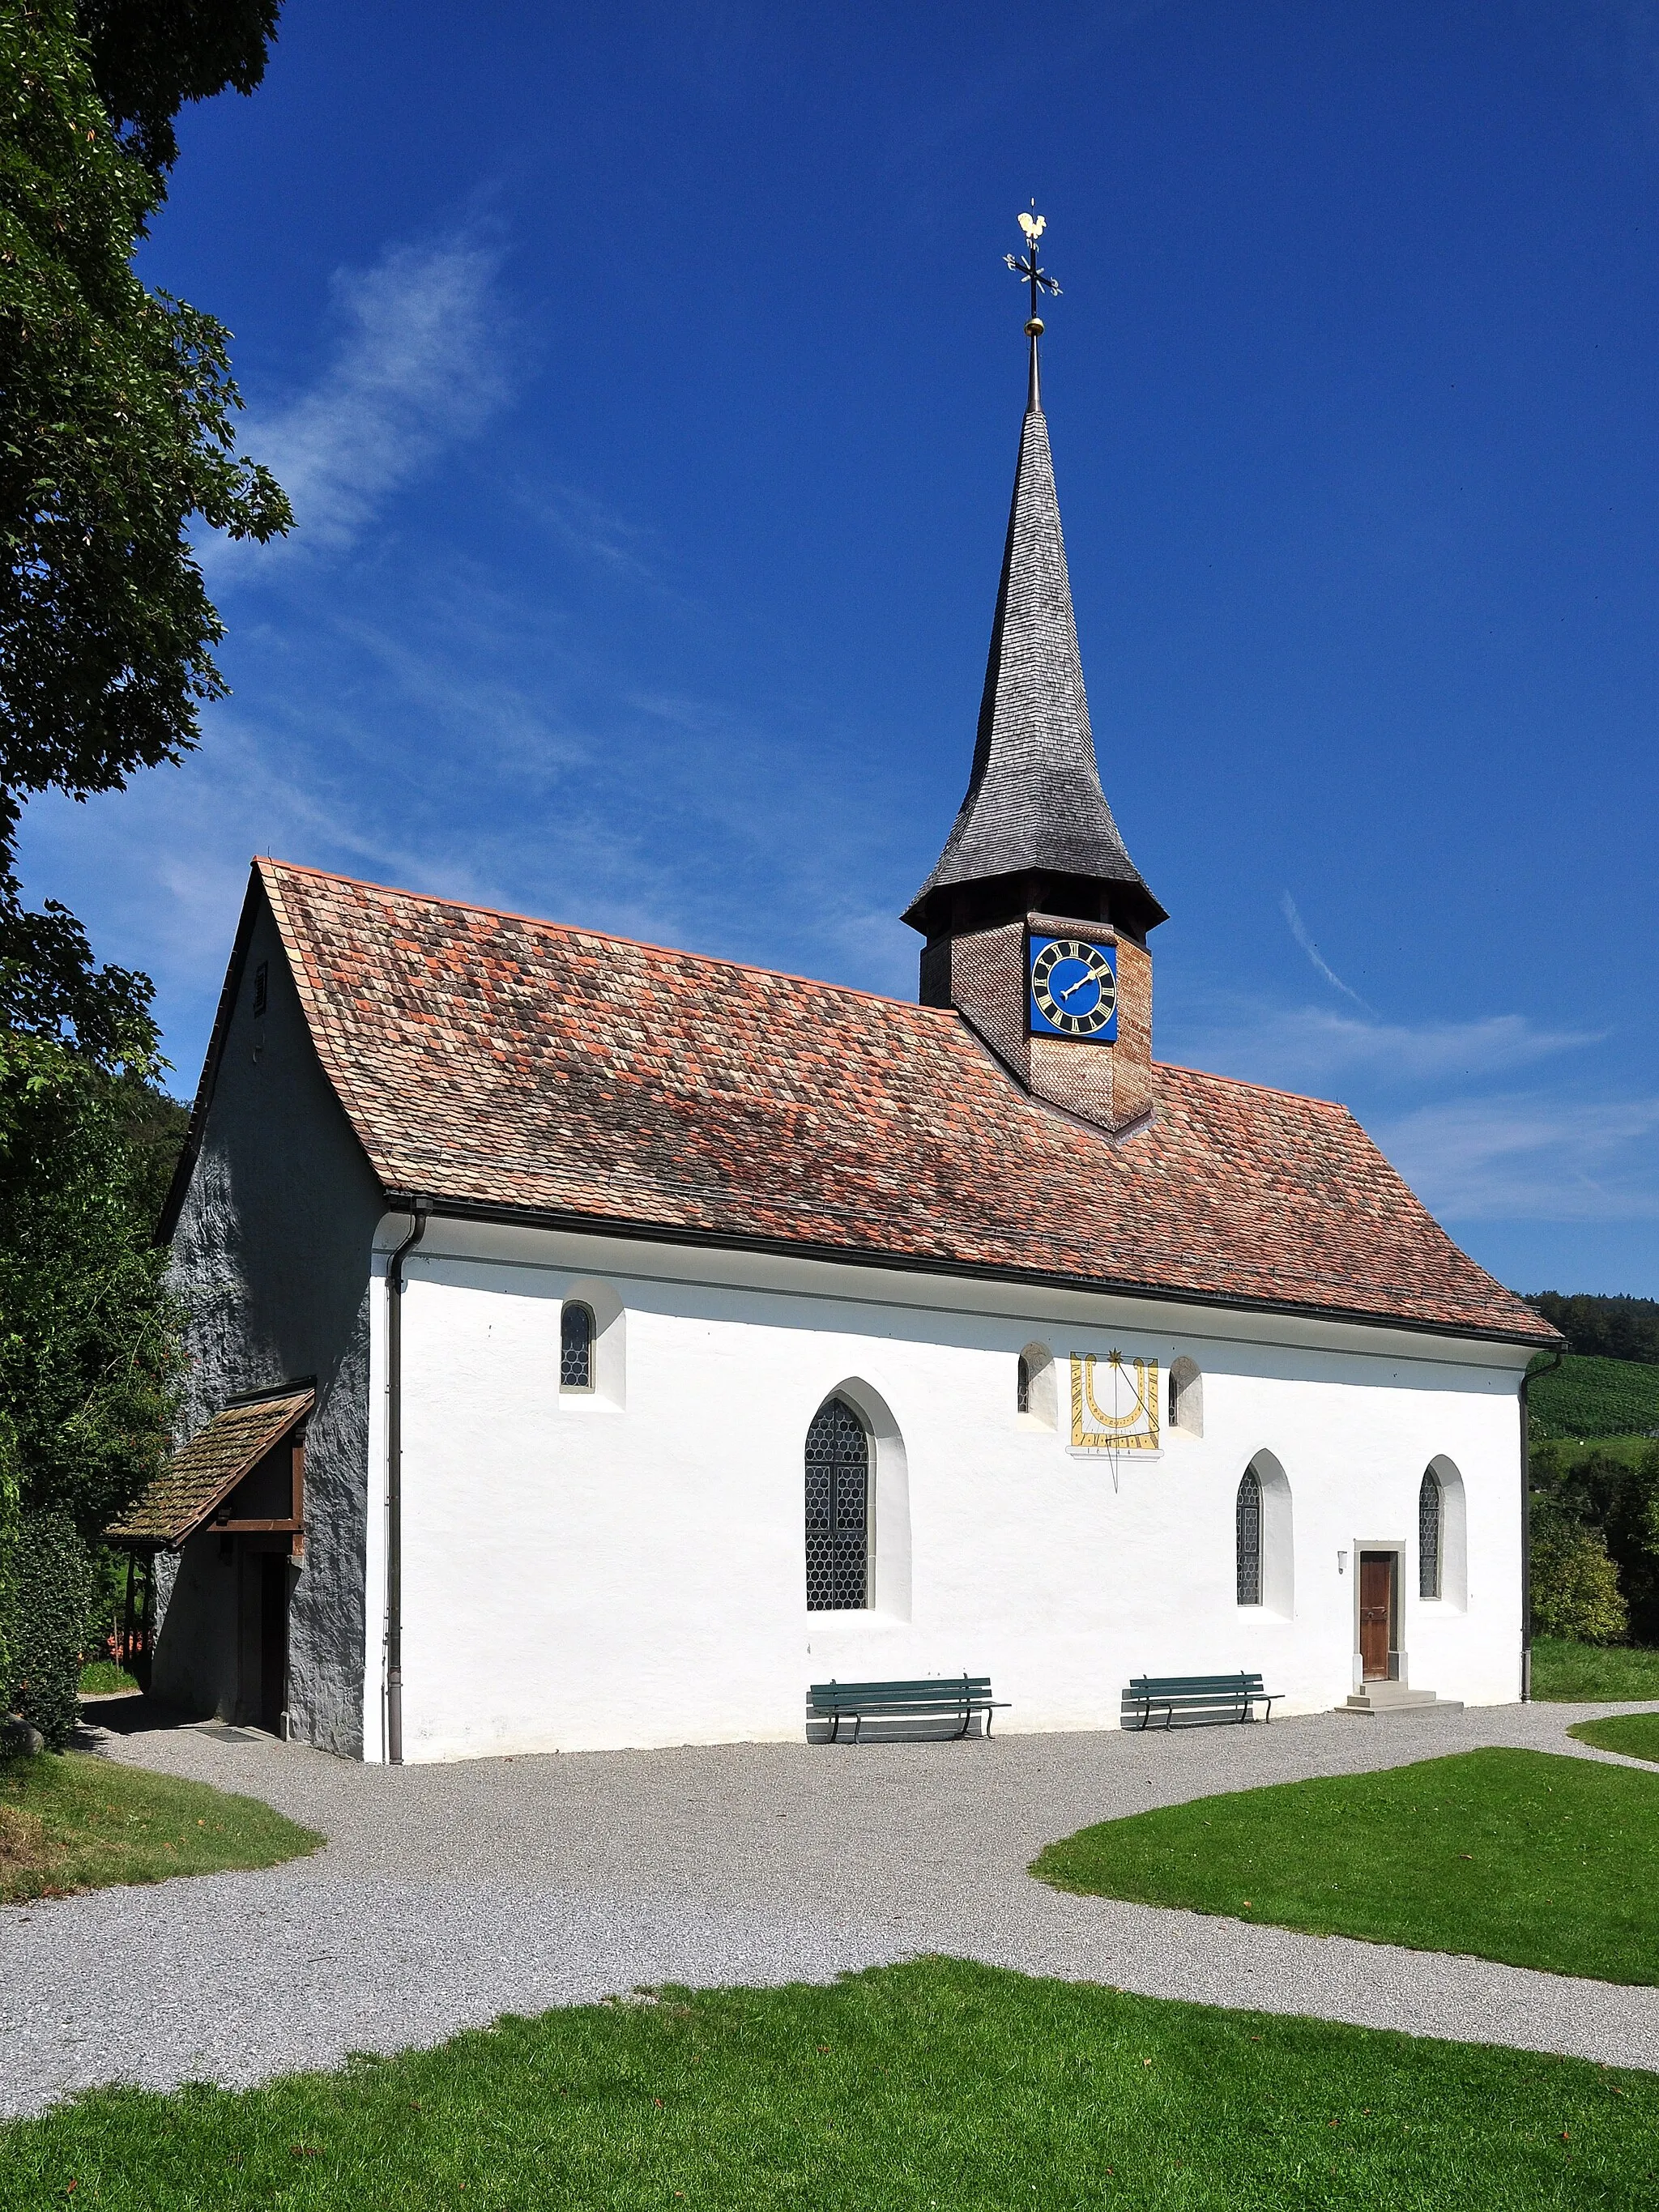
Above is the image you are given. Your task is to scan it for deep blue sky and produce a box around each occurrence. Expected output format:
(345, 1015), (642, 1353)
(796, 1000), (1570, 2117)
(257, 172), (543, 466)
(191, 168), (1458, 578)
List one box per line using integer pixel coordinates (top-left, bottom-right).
(21, 2), (1659, 1295)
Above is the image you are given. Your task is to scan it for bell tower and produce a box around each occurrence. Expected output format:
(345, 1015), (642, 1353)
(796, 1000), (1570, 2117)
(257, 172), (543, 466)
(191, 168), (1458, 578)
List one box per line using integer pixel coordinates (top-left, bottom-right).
(904, 210), (1165, 1136)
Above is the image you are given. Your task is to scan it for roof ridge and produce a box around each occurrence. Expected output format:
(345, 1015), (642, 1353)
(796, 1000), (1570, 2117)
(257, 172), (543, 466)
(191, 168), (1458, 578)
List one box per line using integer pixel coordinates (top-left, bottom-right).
(254, 858), (960, 1021)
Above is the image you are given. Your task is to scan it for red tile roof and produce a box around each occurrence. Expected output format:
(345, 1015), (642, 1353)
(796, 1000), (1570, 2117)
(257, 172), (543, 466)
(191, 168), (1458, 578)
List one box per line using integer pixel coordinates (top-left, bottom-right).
(238, 859), (1551, 1346)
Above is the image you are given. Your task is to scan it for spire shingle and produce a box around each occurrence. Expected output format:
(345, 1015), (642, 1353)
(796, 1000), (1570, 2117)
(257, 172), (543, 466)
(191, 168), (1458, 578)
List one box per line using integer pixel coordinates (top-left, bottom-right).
(903, 399), (1164, 939)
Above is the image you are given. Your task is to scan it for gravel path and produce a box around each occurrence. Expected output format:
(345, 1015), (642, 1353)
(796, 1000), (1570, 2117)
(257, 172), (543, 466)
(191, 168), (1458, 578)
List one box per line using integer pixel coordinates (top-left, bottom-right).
(2, 1698), (1657, 2116)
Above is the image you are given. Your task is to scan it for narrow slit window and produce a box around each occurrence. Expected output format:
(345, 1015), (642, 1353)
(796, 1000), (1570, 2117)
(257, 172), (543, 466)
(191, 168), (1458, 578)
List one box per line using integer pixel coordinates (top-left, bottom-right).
(1236, 1468), (1261, 1606)
(252, 961), (268, 1018)
(1017, 1353), (1030, 1414)
(560, 1302), (595, 1392)
(1418, 1468), (1442, 1600)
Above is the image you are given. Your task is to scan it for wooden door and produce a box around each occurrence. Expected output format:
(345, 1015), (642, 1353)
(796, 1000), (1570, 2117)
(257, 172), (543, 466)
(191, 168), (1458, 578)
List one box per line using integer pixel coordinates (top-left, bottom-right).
(1358, 1552), (1393, 1681)
(258, 1554), (288, 1735)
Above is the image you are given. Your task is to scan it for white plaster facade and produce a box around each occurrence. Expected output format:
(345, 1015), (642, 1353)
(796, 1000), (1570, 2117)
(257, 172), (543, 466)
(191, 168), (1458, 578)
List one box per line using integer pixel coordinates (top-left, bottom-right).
(363, 1213), (1529, 1764)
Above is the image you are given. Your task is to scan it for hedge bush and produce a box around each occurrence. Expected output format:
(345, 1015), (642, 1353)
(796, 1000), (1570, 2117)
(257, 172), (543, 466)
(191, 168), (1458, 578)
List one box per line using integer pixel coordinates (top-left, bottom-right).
(1530, 1510), (1628, 1645)
(0, 1411), (17, 1705)
(2, 1507), (92, 1750)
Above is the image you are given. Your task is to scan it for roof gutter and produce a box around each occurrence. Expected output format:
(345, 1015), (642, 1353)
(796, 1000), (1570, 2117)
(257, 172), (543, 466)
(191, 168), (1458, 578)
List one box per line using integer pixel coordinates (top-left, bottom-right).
(1518, 1344), (1563, 1703)
(383, 1198), (430, 1765)
(379, 1189), (1561, 1357)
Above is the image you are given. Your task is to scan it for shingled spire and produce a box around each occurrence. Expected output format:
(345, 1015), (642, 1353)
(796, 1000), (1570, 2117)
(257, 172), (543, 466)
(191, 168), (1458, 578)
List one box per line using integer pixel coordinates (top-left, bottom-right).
(911, 214), (1164, 1137)
(903, 243), (1164, 947)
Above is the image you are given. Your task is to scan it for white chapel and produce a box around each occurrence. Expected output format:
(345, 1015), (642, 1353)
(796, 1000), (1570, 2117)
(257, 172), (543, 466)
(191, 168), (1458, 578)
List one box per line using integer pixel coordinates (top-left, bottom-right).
(111, 248), (1558, 1760)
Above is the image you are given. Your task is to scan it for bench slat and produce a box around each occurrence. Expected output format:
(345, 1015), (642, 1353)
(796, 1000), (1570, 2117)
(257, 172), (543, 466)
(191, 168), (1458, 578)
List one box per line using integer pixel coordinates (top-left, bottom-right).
(1124, 1671), (1281, 1732)
(808, 1675), (1005, 1742)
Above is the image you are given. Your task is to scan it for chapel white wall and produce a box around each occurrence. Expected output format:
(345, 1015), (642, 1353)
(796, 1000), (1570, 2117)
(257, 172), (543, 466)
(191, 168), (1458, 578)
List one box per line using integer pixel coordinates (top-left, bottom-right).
(386, 1229), (1529, 1762)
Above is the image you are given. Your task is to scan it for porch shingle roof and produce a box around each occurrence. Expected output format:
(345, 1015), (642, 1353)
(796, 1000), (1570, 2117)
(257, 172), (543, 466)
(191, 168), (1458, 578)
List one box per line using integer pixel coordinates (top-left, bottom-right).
(107, 1389), (313, 1550)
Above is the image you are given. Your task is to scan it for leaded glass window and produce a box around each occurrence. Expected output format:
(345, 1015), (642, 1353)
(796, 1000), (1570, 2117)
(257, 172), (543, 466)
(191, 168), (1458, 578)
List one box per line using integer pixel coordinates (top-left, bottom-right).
(1418, 1468), (1442, 1600)
(1017, 1354), (1030, 1414)
(805, 1396), (869, 1611)
(560, 1302), (595, 1391)
(1236, 1468), (1261, 1606)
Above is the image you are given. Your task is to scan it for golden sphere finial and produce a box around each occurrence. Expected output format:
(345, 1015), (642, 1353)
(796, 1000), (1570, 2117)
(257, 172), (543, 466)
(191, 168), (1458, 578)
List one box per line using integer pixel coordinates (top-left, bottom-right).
(1024, 316), (1045, 337)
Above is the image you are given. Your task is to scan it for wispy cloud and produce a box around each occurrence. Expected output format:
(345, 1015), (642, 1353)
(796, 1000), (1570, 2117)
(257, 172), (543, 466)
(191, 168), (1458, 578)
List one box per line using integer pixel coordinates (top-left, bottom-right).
(206, 231), (511, 573)
(1376, 1092), (1659, 1222)
(535, 488), (663, 579)
(1176, 998), (1596, 1093)
(1281, 891), (1371, 1009)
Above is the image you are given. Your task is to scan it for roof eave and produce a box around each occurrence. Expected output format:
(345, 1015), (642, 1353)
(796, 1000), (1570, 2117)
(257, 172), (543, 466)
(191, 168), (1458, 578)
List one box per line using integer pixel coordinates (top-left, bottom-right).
(380, 1186), (1559, 1353)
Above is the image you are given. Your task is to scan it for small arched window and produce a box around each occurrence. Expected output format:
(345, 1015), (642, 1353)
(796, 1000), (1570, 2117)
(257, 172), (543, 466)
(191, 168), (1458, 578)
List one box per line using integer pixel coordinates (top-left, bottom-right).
(805, 1396), (869, 1611)
(1015, 1343), (1056, 1430)
(1167, 1356), (1203, 1438)
(1236, 1468), (1262, 1606)
(560, 1302), (595, 1392)
(1418, 1467), (1442, 1600)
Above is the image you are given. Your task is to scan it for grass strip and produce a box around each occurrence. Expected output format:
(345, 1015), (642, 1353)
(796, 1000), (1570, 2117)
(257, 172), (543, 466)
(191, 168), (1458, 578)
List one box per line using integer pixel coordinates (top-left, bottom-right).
(1569, 1712), (1659, 1763)
(1530, 1637), (1659, 1701)
(2, 1958), (1654, 2210)
(1033, 1747), (1659, 1984)
(78, 1662), (141, 1696)
(0, 1751), (322, 1903)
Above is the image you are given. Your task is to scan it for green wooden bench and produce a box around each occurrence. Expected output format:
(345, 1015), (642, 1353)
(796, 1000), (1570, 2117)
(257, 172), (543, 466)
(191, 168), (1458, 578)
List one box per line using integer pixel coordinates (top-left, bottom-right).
(1126, 1672), (1279, 1730)
(808, 1675), (1006, 1743)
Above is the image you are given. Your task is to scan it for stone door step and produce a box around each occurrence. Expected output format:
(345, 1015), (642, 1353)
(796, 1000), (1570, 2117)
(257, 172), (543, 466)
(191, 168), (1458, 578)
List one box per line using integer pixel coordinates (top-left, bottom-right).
(1338, 1685), (1463, 1715)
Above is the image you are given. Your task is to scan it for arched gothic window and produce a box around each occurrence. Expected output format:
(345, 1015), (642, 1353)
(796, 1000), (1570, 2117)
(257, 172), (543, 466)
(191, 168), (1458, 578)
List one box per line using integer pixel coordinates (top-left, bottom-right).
(805, 1396), (869, 1611)
(1017, 1353), (1031, 1414)
(1236, 1468), (1262, 1606)
(560, 1302), (595, 1391)
(1418, 1467), (1442, 1600)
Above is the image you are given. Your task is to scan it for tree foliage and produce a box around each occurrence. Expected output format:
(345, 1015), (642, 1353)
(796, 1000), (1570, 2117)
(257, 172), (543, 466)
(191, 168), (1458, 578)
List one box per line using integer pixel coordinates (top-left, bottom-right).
(75, 0), (279, 183)
(1531, 1440), (1659, 1647)
(0, 1038), (183, 1537)
(1529, 1292), (1659, 1367)
(0, 1), (290, 944)
(1529, 1506), (1629, 1647)
(0, 2), (273, 1726)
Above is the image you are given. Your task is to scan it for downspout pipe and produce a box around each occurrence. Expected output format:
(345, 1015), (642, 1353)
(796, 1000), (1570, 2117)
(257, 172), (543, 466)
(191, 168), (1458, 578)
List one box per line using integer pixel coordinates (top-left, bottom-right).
(385, 1197), (429, 1765)
(1520, 1344), (1563, 1703)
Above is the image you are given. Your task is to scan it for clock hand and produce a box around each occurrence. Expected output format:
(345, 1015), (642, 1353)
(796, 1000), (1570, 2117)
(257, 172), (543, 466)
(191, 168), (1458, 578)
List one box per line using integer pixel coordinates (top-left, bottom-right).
(1057, 971), (1096, 1002)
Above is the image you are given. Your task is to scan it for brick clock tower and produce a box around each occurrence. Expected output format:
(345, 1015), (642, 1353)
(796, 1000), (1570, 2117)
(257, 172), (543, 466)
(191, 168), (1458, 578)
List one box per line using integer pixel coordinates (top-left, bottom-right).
(905, 212), (1165, 1137)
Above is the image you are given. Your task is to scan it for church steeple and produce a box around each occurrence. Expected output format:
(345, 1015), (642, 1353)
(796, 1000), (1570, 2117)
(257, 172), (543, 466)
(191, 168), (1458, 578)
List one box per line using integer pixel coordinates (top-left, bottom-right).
(903, 214), (1164, 948)
(910, 214), (1162, 1138)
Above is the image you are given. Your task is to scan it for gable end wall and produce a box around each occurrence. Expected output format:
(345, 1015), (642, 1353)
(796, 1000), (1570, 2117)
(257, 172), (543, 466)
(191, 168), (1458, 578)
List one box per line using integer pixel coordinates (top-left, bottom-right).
(159, 886), (383, 1754)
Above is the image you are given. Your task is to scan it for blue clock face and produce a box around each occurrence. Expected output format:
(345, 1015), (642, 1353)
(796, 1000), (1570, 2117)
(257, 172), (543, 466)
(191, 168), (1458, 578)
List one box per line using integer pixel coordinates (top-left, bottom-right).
(1030, 935), (1118, 1041)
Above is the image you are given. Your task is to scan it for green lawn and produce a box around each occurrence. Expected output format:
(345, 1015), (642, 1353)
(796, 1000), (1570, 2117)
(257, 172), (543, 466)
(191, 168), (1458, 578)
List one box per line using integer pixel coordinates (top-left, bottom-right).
(1531, 1431), (1658, 1473)
(1032, 1748), (1659, 1984)
(1, 1959), (1653, 2210)
(1531, 1637), (1659, 1701)
(78, 1660), (142, 1696)
(1569, 1711), (1659, 1763)
(0, 1752), (322, 1903)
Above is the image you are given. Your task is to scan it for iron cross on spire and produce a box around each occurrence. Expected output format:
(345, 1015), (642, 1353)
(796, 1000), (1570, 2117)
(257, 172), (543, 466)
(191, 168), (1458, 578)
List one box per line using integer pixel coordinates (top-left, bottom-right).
(1004, 203), (1060, 411)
